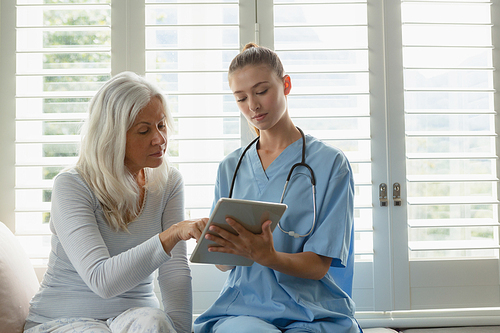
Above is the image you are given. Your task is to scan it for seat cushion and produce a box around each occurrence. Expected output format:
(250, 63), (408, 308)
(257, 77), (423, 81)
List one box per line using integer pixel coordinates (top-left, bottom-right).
(0, 222), (40, 333)
(401, 327), (500, 333)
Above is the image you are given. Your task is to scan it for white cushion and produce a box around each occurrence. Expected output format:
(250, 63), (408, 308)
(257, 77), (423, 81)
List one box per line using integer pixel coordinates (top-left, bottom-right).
(401, 327), (500, 333)
(364, 329), (399, 333)
(0, 222), (40, 333)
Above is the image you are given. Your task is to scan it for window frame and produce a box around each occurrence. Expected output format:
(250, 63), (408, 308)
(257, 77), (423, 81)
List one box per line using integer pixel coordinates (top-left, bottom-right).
(3, 0), (500, 327)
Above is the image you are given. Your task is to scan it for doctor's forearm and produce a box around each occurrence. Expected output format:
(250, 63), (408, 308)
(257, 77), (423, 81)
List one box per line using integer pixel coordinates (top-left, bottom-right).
(261, 251), (332, 280)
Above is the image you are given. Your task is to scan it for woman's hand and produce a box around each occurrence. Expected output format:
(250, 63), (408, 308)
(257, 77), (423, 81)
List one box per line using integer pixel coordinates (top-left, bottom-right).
(207, 217), (332, 280)
(159, 218), (208, 255)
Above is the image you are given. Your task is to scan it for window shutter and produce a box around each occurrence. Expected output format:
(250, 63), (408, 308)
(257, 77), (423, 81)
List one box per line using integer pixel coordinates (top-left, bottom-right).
(401, 0), (500, 310)
(15, 0), (112, 265)
(402, 0), (498, 260)
(272, 0), (373, 310)
(144, 0), (240, 255)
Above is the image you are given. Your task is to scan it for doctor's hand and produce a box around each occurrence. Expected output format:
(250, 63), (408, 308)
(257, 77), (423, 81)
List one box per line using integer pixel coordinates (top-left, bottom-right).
(159, 218), (209, 255)
(215, 264), (236, 272)
(206, 217), (277, 267)
(207, 217), (333, 280)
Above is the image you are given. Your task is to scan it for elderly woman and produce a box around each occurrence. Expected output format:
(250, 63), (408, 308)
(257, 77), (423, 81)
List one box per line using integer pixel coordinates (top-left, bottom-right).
(24, 72), (207, 333)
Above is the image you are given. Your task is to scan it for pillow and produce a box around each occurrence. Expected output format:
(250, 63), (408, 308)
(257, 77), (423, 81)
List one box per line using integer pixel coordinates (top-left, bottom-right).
(0, 222), (40, 333)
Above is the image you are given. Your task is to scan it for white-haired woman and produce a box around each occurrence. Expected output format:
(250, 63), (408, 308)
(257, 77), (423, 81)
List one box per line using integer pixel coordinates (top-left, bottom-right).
(24, 72), (208, 333)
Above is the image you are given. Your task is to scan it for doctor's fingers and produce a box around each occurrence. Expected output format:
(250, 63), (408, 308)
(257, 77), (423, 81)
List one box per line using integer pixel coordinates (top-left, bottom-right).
(261, 220), (274, 238)
(206, 224), (239, 244)
(223, 217), (253, 236)
(205, 230), (239, 254)
(209, 223), (270, 253)
(220, 219), (275, 246)
(206, 225), (256, 255)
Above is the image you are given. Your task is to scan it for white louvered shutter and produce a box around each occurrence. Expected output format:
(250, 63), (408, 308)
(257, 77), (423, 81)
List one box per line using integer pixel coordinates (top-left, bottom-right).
(15, 0), (112, 265)
(400, 0), (500, 310)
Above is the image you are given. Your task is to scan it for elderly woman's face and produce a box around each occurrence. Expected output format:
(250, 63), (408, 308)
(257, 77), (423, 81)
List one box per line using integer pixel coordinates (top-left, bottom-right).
(125, 97), (167, 176)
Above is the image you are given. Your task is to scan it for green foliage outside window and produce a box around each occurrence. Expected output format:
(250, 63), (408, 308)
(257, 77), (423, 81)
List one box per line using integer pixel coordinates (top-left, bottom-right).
(43, 190), (52, 203)
(43, 167), (64, 180)
(43, 98), (91, 114)
(43, 144), (79, 157)
(42, 212), (51, 224)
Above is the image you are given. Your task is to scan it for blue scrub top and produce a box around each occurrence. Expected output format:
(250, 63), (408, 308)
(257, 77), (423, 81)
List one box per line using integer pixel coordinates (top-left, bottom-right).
(194, 135), (360, 333)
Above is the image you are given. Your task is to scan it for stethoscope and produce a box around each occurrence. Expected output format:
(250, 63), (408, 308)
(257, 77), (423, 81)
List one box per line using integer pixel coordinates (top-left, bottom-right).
(228, 127), (317, 238)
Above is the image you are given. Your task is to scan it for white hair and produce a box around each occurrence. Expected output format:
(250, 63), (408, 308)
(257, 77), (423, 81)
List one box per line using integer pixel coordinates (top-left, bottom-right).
(76, 71), (174, 231)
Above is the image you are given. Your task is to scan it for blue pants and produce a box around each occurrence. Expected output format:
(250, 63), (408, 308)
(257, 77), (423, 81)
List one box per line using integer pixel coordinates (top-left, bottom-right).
(24, 307), (177, 333)
(211, 316), (315, 333)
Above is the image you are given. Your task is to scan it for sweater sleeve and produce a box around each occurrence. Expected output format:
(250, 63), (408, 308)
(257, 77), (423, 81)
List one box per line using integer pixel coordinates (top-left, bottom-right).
(157, 168), (193, 333)
(50, 171), (171, 299)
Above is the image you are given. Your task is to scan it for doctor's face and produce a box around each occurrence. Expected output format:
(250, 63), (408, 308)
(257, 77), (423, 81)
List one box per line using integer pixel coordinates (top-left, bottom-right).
(229, 64), (290, 132)
(125, 97), (167, 176)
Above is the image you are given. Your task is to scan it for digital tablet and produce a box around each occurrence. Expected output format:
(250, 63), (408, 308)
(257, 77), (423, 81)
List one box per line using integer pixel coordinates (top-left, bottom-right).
(190, 198), (288, 266)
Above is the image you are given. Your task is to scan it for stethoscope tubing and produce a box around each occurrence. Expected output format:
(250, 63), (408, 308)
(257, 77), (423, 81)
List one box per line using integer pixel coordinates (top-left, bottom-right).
(228, 127), (317, 238)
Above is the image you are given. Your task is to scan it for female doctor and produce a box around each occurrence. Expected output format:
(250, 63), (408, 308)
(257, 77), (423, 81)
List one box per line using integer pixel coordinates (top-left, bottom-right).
(193, 43), (361, 333)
